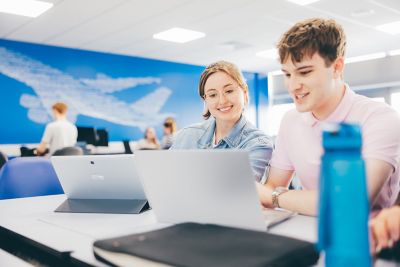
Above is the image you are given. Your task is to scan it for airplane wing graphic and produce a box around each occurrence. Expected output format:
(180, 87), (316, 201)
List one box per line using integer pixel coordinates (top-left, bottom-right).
(130, 87), (172, 115)
(79, 73), (161, 93)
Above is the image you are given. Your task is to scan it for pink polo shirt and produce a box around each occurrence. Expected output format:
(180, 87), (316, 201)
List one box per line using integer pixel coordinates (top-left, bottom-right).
(270, 86), (400, 210)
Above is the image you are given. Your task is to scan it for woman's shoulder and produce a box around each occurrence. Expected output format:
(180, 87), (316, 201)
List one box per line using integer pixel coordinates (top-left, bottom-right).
(242, 120), (273, 148)
(171, 120), (212, 149)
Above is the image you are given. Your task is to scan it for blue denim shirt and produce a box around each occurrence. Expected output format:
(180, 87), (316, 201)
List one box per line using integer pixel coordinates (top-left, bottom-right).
(170, 115), (273, 181)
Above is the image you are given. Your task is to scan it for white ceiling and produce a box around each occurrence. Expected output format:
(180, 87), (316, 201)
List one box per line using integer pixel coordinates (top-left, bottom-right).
(1, 0), (400, 73)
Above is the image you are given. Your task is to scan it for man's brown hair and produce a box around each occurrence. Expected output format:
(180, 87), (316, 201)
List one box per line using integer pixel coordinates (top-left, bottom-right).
(52, 102), (68, 114)
(198, 60), (249, 120)
(277, 18), (346, 66)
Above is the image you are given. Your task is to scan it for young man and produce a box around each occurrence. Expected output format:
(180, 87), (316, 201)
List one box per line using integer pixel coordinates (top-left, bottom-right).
(36, 102), (78, 156)
(257, 18), (400, 216)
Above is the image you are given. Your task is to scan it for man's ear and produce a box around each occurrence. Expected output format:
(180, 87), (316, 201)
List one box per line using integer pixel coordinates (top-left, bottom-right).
(333, 57), (344, 79)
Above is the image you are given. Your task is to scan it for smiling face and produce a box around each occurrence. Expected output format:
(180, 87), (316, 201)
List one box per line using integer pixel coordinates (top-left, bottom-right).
(282, 53), (344, 119)
(277, 18), (347, 119)
(145, 127), (156, 140)
(203, 71), (247, 125)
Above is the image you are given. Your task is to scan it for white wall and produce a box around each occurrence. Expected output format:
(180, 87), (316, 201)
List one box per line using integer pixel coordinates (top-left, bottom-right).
(264, 55), (400, 136)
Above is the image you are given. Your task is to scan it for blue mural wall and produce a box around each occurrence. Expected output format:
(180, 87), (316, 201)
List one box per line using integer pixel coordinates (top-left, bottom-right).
(0, 39), (265, 144)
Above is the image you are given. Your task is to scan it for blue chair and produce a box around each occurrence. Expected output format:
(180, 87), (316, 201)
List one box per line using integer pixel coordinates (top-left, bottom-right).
(0, 150), (7, 170)
(0, 157), (63, 200)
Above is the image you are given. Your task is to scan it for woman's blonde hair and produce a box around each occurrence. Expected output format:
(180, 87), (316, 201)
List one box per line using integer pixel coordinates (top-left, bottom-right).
(198, 61), (249, 119)
(163, 117), (177, 134)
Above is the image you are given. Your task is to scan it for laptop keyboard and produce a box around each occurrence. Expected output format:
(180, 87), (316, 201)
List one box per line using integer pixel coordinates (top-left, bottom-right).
(263, 208), (296, 228)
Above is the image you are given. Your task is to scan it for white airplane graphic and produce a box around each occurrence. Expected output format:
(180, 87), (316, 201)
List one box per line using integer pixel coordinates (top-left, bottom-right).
(0, 46), (173, 131)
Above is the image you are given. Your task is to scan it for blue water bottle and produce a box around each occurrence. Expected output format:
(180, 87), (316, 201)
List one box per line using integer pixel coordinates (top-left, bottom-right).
(317, 123), (371, 267)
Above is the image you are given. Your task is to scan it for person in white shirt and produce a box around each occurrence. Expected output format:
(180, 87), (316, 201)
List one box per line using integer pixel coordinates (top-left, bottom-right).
(36, 102), (78, 155)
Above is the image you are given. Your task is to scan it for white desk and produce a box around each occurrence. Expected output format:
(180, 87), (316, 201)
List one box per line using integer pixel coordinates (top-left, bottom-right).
(0, 195), (397, 267)
(0, 195), (168, 266)
(0, 249), (34, 267)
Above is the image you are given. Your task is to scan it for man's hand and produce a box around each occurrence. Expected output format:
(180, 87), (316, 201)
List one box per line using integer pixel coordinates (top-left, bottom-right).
(255, 182), (273, 208)
(369, 206), (400, 254)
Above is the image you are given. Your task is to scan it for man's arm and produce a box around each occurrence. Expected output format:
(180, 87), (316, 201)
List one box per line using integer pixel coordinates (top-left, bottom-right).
(366, 158), (394, 206)
(36, 141), (47, 156)
(258, 159), (393, 216)
(256, 166), (317, 216)
(36, 125), (50, 156)
(256, 167), (317, 214)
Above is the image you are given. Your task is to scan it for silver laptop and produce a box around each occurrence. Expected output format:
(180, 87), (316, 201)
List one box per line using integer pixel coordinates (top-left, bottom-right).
(51, 154), (149, 214)
(135, 150), (295, 232)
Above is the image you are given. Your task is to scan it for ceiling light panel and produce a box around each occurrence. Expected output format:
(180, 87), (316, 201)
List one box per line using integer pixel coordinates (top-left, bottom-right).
(153, 27), (206, 44)
(0, 0), (53, 18)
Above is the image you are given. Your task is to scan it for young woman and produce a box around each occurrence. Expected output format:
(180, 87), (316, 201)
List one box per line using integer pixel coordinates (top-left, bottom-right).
(135, 127), (161, 150)
(170, 61), (273, 182)
(160, 117), (177, 149)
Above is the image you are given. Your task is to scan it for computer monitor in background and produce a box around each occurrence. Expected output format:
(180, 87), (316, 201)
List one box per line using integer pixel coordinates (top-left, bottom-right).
(96, 129), (109, 147)
(77, 127), (97, 145)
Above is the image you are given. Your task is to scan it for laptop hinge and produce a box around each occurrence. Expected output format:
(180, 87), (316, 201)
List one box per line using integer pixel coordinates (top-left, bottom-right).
(54, 199), (150, 214)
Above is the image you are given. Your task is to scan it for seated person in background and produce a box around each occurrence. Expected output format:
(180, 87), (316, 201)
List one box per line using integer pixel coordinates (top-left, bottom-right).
(256, 18), (400, 216)
(161, 117), (177, 149)
(170, 60), (273, 181)
(36, 102), (78, 156)
(134, 127), (161, 150)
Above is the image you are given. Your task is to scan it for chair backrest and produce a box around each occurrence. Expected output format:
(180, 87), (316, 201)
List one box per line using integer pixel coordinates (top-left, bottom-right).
(122, 140), (133, 154)
(0, 157), (63, 200)
(19, 146), (37, 157)
(0, 150), (7, 170)
(52, 146), (83, 156)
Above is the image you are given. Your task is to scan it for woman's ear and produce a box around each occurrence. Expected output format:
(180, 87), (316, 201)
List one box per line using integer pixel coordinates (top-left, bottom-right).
(203, 101), (209, 114)
(242, 88), (249, 106)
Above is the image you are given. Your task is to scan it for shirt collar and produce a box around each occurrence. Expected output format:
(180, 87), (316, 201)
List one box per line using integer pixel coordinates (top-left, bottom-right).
(198, 115), (247, 148)
(301, 84), (355, 127)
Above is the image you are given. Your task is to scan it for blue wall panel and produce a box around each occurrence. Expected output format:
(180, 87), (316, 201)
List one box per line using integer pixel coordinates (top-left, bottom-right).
(0, 39), (260, 144)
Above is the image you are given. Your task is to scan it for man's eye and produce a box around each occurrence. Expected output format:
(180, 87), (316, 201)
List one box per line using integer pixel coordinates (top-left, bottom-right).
(300, 70), (312, 75)
(285, 73), (291, 78)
